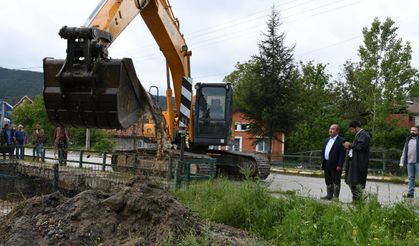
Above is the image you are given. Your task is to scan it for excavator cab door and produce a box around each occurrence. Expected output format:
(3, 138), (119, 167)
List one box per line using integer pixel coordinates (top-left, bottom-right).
(43, 27), (150, 129)
(193, 83), (233, 146)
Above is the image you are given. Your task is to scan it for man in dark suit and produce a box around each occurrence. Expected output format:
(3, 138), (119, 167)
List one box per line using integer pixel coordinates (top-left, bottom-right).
(321, 124), (346, 200)
(343, 120), (371, 202)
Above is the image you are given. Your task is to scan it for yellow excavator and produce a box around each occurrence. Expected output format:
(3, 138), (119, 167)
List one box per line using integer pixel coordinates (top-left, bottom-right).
(43, 0), (270, 179)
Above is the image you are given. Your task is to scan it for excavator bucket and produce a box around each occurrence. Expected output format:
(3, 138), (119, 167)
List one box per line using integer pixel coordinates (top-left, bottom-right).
(43, 57), (149, 129)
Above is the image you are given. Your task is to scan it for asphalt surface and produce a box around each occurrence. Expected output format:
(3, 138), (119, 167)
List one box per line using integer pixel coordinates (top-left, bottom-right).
(266, 173), (415, 205)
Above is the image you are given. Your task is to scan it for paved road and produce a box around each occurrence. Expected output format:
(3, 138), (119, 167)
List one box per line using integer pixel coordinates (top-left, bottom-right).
(266, 173), (414, 205)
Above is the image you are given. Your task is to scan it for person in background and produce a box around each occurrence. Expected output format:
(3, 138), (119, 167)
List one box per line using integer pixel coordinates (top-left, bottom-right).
(32, 124), (45, 162)
(10, 124), (16, 157)
(13, 124), (26, 159)
(320, 124), (346, 201)
(343, 120), (371, 202)
(399, 126), (419, 198)
(54, 126), (70, 165)
(1, 124), (14, 159)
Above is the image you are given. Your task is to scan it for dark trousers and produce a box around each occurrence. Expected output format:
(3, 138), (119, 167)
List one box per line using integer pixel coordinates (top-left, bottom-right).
(1, 144), (13, 159)
(322, 164), (343, 199)
(324, 167), (342, 186)
(57, 142), (68, 164)
(15, 145), (25, 159)
(350, 184), (364, 202)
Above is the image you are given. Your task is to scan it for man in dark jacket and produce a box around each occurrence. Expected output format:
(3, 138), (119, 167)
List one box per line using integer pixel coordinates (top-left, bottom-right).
(343, 120), (371, 202)
(320, 124), (346, 200)
(1, 124), (14, 159)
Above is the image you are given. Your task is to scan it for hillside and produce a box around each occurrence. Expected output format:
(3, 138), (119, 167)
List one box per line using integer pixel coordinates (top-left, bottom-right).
(0, 67), (43, 105)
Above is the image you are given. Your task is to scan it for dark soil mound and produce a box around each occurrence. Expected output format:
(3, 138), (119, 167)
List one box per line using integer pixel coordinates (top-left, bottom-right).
(0, 176), (258, 245)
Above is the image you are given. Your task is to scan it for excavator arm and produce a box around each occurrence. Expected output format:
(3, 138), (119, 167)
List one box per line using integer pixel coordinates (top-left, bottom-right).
(43, 0), (191, 140)
(44, 0), (270, 179)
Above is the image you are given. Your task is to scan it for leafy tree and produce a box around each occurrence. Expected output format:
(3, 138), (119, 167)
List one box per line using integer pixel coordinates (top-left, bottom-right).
(369, 119), (408, 149)
(357, 17), (418, 133)
(12, 96), (54, 144)
(223, 60), (259, 111)
(225, 7), (298, 160)
(13, 96), (114, 151)
(71, 128), (115, 152)
(408, 79), (419, 99)
(331, 18), (418, 150)
(224, 61), (258, 89)
(332, 61), (369, 122)
(287, 61), (343, 152)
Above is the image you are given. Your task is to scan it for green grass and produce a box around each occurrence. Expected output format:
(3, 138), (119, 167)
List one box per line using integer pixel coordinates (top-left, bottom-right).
(172, 178), (419, 245)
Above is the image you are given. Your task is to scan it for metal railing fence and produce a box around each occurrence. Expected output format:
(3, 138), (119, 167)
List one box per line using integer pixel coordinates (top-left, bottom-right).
(271, 148), (405, 175)
(0, 146), (216, 216)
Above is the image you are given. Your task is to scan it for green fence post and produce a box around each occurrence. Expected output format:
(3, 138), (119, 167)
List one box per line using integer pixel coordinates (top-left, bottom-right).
(174, 160), (181, 190)
(167, 156), (173, 183)
(53, 163), (59, 192)
(132, 154), (138, 174)
(102, 152), (107, 171)
(79, 150), (84, 168)
(382, 150), (386, 173)
(58, 147), (63, 165)
(309, 151), (313, 167)
(185, 160), (191, 189)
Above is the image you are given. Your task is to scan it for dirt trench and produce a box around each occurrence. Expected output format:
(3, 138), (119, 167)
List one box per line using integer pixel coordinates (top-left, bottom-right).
(0, 176), (260, 245)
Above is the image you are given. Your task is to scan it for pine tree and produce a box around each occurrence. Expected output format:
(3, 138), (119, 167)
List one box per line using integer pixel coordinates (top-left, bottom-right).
(228, 7), (298, 160)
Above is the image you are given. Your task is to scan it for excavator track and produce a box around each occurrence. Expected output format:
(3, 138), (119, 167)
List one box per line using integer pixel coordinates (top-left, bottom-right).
(205, 150), (270, 179)
(111, 148), (271, 180)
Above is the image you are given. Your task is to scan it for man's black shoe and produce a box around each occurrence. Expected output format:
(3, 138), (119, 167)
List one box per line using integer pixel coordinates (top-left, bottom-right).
(402, 193), (414, 198)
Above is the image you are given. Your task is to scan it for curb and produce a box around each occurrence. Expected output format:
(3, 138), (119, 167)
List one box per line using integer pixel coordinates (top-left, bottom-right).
(270, 167), (410, 185)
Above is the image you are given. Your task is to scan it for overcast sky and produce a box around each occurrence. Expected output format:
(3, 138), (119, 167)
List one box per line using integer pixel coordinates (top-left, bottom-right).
(1, 0), (418, 94)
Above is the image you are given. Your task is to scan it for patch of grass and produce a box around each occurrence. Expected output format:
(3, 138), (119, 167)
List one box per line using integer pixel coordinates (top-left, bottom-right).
(173, 178), (419, 245)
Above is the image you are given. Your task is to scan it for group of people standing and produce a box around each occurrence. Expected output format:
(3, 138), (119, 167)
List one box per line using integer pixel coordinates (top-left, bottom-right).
(321, 120), (419, 202)
(0, 123), (46, 160)
(0, 123), (69, 164)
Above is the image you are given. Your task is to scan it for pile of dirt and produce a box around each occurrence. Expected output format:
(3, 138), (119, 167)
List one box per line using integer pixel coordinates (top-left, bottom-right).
(0, 176), (259, 245)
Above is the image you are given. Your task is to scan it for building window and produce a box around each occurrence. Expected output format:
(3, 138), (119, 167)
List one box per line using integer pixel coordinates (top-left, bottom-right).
(232, 137), (242, 152)
(256, 138), (270, 153)
(235, 123), (250, 132)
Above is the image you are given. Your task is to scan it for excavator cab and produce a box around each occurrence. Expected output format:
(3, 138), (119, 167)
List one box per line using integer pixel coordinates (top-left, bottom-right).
(193, 83), (233, 146)
(43, 26), (149, 129)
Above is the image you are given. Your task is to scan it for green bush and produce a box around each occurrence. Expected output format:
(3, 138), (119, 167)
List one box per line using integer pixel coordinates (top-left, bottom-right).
(70, 128), (115, 152)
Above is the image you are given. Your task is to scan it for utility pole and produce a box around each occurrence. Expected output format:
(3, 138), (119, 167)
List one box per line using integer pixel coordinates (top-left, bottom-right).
(85, 128), (91, 150)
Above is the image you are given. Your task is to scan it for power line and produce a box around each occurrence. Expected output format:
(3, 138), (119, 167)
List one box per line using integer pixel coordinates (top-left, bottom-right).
(128, 0), (366, 62)
(10, 0), (419, 78)
(10, 0), (367, 70)
(296, 35), (362, 56)
(113, 0), (318, 54)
